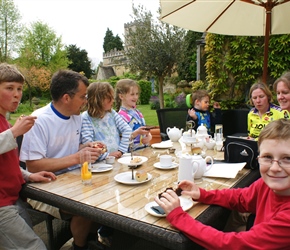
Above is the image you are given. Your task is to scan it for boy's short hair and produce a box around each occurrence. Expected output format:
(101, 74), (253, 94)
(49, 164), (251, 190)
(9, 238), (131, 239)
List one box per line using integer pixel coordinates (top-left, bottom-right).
(0, 63), (25, 84)
(258, 119), (290, 148)
(191, 90), (210, 107)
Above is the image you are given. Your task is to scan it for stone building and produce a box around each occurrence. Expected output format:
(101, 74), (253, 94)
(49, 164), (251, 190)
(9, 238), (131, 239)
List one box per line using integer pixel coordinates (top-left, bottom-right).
(96, 22), (135, 80)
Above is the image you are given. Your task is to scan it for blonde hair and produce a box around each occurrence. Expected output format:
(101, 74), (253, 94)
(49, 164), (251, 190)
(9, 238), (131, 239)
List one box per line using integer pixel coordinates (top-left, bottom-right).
(273, 72), (290, 93)
(258, 119), (290, 148)
(249, 82), (272, 106)
(115, 79), (140, 111)
(86, 82), (114, 118)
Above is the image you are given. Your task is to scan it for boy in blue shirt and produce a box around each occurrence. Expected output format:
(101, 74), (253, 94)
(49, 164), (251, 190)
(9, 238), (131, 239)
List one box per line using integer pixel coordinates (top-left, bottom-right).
(187, 89), (222, 134)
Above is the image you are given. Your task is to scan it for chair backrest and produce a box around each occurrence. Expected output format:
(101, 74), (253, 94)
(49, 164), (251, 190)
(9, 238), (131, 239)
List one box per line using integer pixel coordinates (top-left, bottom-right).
(16, 135), (27, 170)
(156, 108), (188, 138)
(222, 109), (249, 137)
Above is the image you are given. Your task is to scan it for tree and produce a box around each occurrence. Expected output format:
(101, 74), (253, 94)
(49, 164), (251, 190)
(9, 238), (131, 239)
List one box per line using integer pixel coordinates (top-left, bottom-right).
(66, 44), (93, 78)
(0, 0), (23, 61)
(124, 5), (186, 108)
(177, 31), (204, 82)
(17, 21), (69, 72)
(20, 66), (52, 103)
(103, 28), (124, 53)
(204, 33), (290, 108)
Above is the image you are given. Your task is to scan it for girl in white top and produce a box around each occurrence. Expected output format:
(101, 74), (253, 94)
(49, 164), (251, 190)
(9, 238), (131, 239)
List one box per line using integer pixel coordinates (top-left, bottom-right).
(81, 82), (132, 160)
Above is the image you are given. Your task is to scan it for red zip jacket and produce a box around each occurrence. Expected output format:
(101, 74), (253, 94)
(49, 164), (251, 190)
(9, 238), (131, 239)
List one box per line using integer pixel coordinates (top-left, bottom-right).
(167, 178), (290, 250)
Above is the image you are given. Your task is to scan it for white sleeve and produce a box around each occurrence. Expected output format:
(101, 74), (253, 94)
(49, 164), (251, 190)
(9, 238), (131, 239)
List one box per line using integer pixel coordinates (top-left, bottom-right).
(20, 167), (31, 182)
(0, 129), (17, 154)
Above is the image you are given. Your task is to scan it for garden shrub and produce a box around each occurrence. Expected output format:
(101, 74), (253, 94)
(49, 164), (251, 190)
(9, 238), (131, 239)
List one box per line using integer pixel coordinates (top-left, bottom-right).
(138, 80), (151, 105)
(149, 95), (160, 110)
(175, 92), (187, 108)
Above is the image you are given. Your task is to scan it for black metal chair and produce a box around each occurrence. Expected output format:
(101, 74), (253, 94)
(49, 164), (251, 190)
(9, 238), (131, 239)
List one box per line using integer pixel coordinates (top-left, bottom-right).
(246, 213), (256, 231)
(156, 108), (188, 141)
(222, 109), (250, 137)
(17, 135), (72, 250)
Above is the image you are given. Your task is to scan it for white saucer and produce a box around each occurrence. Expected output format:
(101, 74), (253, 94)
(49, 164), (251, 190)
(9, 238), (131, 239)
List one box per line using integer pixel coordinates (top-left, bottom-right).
(145, 196), (194, 217)
(153, 162), (178, 170)
(91, 163), (113, 173)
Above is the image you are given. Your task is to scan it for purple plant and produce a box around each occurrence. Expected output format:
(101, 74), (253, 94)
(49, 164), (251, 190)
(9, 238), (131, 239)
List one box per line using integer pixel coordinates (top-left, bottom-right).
(149, 95), (160, 109)
(175, 93), (186, 107)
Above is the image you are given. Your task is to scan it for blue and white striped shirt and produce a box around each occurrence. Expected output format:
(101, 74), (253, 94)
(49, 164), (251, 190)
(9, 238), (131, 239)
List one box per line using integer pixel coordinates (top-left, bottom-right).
(80, 110), (132, 161)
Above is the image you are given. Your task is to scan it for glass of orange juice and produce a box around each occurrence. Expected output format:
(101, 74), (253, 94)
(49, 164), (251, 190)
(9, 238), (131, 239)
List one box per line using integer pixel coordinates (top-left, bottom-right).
(80, 150), (92, 185)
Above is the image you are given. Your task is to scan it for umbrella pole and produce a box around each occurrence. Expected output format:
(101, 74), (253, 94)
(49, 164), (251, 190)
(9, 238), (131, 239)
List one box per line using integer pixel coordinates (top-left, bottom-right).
(262, 8), (272, 85)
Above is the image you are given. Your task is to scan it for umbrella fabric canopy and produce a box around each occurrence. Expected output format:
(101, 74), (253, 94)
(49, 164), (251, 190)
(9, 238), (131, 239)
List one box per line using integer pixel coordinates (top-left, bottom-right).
(160, 0), (290, 83)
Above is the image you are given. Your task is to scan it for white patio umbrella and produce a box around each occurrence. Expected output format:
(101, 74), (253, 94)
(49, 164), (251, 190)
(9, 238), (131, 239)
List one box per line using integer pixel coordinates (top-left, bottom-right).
(159, 0), (290, 84)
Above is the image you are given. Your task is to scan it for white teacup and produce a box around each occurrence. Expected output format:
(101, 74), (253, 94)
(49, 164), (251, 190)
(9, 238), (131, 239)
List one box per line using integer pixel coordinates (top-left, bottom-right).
(159, 155), (176, 167)
(205, 140), (216, 150)
(106, 156), (115, 164)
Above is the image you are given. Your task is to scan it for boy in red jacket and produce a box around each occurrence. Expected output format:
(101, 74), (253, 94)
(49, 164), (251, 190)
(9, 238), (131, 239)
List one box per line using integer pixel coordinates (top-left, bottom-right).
(0, 63), (56, 249)
(156, 118), (290, 249)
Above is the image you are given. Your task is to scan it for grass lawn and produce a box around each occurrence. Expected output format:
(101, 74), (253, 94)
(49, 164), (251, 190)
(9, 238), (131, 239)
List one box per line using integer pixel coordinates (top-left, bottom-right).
(9, 104), (159, 126)
(137, 105), (159, 126)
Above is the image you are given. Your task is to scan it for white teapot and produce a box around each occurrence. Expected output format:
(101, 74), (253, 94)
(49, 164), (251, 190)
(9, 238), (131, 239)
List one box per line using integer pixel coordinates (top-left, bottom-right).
(191, 154), (213, 179)
(166, 126), (183, 142)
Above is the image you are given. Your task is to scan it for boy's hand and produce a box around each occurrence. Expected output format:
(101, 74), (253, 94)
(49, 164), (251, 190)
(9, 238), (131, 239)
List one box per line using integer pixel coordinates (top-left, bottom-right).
(188, 109), (197, 119)
(213, 102), (221, 109)
(11, 115), (37, 138)
(178, 180), (201, 200)
(154, 189), (181, 215)
(29, 171), (56, 183)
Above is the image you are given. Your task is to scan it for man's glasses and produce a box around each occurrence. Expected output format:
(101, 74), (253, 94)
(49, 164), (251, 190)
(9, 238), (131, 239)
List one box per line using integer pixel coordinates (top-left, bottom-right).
(257, 156), (290, 168)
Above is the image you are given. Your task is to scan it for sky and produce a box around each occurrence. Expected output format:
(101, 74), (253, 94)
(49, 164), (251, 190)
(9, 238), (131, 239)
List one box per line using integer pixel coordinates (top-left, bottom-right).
(13, 0), (160, 68)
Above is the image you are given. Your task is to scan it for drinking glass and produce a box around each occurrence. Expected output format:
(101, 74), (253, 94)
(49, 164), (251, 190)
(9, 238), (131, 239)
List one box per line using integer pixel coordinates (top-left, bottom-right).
(80, 150), (92, 185)
(215, 124), (223, 141)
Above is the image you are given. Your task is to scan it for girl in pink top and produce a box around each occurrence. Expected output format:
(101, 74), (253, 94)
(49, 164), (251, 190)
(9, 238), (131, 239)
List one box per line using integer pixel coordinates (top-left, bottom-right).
(115, 79), (152, 151)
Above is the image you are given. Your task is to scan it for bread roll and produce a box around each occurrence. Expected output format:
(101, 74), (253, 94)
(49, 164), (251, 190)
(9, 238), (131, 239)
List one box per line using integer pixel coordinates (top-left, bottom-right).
(135, 170), (148, 182)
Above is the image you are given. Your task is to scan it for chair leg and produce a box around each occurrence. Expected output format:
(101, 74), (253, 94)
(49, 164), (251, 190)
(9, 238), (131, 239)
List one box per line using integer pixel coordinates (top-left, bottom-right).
(45, 215), (54, 250)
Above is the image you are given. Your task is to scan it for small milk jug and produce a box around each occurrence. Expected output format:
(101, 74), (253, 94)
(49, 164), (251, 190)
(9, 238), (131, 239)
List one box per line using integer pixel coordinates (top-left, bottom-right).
(178, 154), (198, 182)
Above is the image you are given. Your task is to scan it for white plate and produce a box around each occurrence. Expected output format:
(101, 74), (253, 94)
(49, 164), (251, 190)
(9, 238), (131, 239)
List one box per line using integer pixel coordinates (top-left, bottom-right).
(91, 163), (113, 173)
(151, 142), (173, 149)
(117, 156), (148, 166)
(114, 172), (152, 185)
(153, 162), (178, 170)
(145, 196), (194, 217)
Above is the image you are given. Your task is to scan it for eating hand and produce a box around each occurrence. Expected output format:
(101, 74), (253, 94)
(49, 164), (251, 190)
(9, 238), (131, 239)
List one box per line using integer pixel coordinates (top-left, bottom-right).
(155, 189), (180, 215)
(11, 115), (37, 138)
